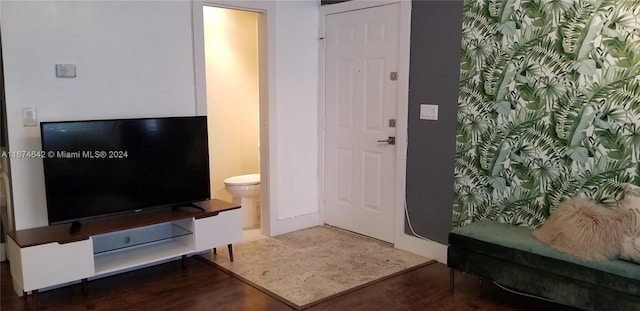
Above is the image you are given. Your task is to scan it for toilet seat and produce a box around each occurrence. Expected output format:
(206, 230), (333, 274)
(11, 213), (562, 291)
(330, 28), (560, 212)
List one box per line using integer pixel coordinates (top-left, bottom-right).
(224, 173), (260, 186)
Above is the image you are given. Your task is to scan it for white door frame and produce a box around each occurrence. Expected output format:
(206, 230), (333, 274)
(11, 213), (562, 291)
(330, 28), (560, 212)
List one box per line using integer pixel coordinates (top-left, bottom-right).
(320, 0), (447, 261)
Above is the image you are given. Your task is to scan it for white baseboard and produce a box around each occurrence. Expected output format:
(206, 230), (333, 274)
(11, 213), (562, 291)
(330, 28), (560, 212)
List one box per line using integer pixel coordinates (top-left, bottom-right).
(269, 212), (322, 237)
(395, 233), (448, 264)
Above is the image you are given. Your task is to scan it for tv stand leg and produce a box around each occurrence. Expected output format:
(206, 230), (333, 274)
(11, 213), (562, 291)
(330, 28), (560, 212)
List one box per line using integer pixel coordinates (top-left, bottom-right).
(182, 255), (188, 269)
(211, 245), (233, 261)
(227, 244), (233, 262)
(32, 289), (39, 310)
(23, 290), (39, 310)
(82, 278), (89, 294)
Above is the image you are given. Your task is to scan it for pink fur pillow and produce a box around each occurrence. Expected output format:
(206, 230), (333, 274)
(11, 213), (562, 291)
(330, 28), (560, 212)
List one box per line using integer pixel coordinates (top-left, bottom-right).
(618, 183), (640, 263)
(532, 197), (628, 261)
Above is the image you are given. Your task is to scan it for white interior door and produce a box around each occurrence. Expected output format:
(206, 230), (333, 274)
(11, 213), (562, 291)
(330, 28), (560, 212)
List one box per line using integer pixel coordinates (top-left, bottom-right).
(324, 3), (400, 243)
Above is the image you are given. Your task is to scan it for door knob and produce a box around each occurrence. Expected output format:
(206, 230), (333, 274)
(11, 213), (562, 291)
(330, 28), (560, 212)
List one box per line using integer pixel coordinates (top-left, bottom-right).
(377, 136), (396, 145)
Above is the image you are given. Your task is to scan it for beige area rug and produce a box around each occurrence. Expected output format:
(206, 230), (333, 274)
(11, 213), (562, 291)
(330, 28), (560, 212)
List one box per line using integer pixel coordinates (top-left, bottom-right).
(198, 226), (434, 310)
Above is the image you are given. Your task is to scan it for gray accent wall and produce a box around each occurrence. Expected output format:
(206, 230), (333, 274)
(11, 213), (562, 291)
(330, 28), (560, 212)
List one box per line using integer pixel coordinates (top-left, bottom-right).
(405, 0), (464, 244)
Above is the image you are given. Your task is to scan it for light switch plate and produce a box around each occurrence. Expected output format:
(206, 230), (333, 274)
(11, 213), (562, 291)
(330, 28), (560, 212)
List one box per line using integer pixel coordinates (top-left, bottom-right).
(22, 107), (38, 127)
(55, 64), (76, 78)
(420, 104), (438, 120)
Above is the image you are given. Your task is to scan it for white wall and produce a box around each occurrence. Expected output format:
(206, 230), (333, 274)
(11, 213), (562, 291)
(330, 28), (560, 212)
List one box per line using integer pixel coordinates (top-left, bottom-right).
(1, 1), (197, 230)
(3, 0), (322, 235)
(273, 1), (319, 220)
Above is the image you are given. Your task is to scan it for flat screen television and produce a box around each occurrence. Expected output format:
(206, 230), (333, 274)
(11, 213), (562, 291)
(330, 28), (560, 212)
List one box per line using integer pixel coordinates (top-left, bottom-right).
(40, 116), (210, 225)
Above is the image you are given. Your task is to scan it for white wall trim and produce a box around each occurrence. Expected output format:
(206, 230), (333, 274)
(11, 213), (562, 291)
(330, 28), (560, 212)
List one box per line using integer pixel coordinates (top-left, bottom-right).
(190, 1), (206, 115)
(395, 234), (448, 264)
(270, 212), (321, 237)
(317, 2), (328, 231)
(321, 0), (405, 15)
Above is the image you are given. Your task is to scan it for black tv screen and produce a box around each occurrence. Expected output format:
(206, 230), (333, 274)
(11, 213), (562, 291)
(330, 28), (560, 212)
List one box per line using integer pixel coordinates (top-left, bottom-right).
(40, 116), (210, 224)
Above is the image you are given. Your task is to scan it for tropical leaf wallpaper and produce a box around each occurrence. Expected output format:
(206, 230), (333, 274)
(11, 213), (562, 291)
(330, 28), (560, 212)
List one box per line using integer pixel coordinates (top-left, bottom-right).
(454, 0), (640, 228)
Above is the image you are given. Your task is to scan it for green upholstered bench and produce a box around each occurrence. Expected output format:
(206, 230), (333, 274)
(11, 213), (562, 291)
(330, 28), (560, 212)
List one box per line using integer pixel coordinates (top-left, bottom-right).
(447, 221), (640, 311)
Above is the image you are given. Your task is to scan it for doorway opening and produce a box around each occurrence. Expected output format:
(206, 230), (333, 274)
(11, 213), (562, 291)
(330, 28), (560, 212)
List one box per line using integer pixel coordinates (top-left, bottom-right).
(202, 6), (264, 242)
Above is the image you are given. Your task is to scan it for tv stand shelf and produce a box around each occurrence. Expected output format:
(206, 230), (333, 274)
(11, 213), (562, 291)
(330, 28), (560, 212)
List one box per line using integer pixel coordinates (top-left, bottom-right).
(7, 199), (242, 308)
(92, 220), (194, 276)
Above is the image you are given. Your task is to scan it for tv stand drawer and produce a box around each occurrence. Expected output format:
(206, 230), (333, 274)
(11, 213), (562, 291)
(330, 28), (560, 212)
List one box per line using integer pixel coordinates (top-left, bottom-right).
(7, 238), (94, 293)
(194, 208), (242, 252)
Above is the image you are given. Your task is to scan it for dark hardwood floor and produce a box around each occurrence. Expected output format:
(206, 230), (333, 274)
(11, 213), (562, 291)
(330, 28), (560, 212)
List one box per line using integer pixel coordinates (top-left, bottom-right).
(1, 257), (579, 311)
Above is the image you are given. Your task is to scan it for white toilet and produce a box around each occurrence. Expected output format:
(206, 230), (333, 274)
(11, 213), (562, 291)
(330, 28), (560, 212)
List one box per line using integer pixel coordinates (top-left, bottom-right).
(224, 173), (260, 229)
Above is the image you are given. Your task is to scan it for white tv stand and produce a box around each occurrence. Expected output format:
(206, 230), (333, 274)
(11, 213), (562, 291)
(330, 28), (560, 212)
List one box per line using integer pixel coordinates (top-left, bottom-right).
(7, 199), (241, 309)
